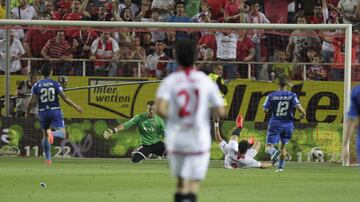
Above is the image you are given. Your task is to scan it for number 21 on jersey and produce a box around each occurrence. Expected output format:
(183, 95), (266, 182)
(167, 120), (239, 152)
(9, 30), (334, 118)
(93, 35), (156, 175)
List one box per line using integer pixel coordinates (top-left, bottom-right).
(177, 89), (199, 117)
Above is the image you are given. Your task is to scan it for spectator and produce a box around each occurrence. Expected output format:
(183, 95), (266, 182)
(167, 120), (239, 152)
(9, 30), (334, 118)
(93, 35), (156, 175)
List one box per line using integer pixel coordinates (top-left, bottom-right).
(31, 0), (46, 15)
(264, 0), (289, 23)
(72, 27), (98, 76)
(11, 0), (37, 20)
(168, 2), (191, 40)
(306, 0), (328, 24)
(245, 0), (270, 80)
(286, 11), (321, 78)
(113, 3), (135, 44)
(224, 0), (246, 23)
(270, 49), (293, 81)
(306, 55), (327, 80)
(151, 0), (175, 12)
(163, 30), (176, 58)
(122, 36), (146, 77)
(337, 0), (360, 30)
(0, 30), (25, 74)
(118, 0), (139, 19)
(237, 29), (255, 78)
(145, 40), (169, 78)
(134, 0), (152, 21)
(207, 0), (228, 22)
(197, 47), (215, 75)
(90, 31), (120, 76)
(140, 32), (155, 55)
(23, 13), (55, 72)
(15, 70), (40, 117)
(56, 0), (72, 11)
(63, 0), (89, 39)
(41, 30), (74, 75)
(44, 1), (55, 16)
(165, 49), (178, 74)
(142, 8), (166, 42)
(215, 30), (238, 80)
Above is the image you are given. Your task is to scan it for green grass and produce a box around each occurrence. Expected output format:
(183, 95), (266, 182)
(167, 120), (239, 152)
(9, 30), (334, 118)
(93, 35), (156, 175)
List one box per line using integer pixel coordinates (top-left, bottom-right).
(1, 158), (360, 202)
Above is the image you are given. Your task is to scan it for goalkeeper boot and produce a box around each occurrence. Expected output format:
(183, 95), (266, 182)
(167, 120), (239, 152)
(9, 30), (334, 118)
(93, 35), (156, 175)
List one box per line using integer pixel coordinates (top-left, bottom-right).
(271, 150), (280, 165)
(236, 114), (243, 129)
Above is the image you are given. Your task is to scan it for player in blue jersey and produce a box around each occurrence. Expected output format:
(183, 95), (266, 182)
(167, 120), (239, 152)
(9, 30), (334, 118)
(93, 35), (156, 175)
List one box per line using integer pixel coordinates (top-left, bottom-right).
(263, 76), (306, 173)
(342, 85), (360, 165)
(26, 66), (83, 165)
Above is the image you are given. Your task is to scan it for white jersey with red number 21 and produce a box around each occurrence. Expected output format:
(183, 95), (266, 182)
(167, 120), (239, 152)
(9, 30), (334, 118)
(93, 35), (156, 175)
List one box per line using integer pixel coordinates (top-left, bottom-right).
(156, 68), (224, 153)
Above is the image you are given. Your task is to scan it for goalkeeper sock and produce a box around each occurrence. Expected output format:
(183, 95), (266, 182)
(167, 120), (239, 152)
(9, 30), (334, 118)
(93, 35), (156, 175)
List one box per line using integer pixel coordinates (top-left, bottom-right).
(42, 138), (51, 161)
(278, 159), (285, 169)
(53, 130), (65, 139)
(174, 193), (184, 202)
(185, 193), (196, 202)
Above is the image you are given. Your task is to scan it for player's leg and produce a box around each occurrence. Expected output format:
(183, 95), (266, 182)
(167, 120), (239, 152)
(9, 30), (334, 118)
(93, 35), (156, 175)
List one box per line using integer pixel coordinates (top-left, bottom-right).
(51, 110), (66, 139)
(265, 125), (280, 164)
(39, 111), (52, 164)
(179, 153), (210, 202)
(151, 141), (166, 158)
(168, 154), (187, 202)
(131, 145), (149, 163)
(276, 126), (294, 172)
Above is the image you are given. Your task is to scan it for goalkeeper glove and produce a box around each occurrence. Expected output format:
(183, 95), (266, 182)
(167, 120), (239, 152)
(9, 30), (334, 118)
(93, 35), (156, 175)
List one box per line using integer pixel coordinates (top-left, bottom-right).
(103, 128), (117, 140)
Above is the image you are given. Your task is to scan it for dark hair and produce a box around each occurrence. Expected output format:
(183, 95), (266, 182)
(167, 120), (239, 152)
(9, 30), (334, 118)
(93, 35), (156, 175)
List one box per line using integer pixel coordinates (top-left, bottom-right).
(29, 70), (40, 77)
(175, 39), (197, 67)
(147, 100), (155, 106)
(294, 10), (306, 23)
(238, 140), (250, 154)
(277, 74), (288, 87)
(120, 6), (133, 21)
(42, 66), (53, 77)
(174, 1), (185, 15)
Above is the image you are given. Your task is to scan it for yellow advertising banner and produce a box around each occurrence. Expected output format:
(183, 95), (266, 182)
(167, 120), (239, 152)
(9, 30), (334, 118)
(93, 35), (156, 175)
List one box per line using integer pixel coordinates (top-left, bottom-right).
(0, 76), (353, 123)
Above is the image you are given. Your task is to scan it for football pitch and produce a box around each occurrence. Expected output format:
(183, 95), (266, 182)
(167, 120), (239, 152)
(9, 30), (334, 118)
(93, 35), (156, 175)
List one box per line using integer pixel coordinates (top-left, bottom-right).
(1, 158), (360, 202)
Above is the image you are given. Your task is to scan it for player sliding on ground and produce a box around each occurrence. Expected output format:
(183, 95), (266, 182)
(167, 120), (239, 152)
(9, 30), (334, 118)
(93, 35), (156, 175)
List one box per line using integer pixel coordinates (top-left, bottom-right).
(214, 114), (272, 169)
(156, 39), (225, 202)
(103, 101), (166, 163)
(26, 66), (83, 165)
(263, 75), (306, 173)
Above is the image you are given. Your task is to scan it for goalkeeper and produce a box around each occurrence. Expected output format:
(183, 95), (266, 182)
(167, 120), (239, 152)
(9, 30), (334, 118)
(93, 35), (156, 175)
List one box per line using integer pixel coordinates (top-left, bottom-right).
(103, 101), (166, 163)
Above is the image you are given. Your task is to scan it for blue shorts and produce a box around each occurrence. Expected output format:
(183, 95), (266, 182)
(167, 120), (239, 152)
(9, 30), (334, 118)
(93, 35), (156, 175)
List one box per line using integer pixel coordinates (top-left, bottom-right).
(266, 122), (294, 145)
(39, 109), (65, 130)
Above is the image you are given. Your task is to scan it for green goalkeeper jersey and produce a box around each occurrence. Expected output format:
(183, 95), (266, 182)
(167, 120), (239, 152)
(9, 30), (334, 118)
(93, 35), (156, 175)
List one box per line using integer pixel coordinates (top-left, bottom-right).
(123, 112), (165, 145)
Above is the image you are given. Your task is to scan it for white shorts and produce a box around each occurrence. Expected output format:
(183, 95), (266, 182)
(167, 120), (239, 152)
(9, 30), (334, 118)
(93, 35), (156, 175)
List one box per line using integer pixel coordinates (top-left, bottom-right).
(168, 152), (210, 180)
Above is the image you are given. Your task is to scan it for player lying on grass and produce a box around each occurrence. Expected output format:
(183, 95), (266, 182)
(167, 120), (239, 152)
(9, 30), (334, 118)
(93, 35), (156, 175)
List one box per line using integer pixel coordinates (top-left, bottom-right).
(26, 66), (83, 165)
(263, 75), (306, 173)
(103, 101), (166, 163)
(214, 114), (272, 169)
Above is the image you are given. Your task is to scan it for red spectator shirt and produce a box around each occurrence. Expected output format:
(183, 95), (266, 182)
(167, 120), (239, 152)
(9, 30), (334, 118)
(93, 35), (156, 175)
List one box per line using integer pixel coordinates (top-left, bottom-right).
(306, 15), (324, 24)
(43, 38), (72, 58)
(198, 35), (217, 58)
(57, 0), (71, 10)
(63, 12), (83, 38)
(332, 37), (356, 69)
(236, 37), (254, 61)
(208, 0), (228, 22)
(72, 30), (98, 58)
(25, 30), (55, 57)
(224, 1), (240, 23)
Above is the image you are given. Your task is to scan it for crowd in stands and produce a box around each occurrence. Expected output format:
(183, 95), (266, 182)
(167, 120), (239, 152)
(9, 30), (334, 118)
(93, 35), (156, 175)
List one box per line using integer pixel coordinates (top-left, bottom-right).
(0, 0), (360, 81)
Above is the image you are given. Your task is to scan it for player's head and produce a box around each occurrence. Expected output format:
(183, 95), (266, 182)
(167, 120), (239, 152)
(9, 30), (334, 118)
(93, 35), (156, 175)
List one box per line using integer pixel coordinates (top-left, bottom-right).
(277, 74), (288, 88)
(29, 70), (40, 84)
(146, 100), (155, 117)
(42, 66), (53, 77)
(175, 39), (197, 68)
(238, 140), (250, 154)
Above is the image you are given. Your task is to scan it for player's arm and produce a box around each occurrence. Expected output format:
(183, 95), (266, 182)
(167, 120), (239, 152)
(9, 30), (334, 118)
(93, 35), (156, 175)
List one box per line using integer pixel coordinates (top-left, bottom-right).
(155, 98), (168, 118)
(25, 94), (37, 117)
(59, 91), (83, 113)
(296, 104), (306, 119)
(263, 95), (270, 113)
(214, 118), (224, 143)
(103, 115), (139, 140)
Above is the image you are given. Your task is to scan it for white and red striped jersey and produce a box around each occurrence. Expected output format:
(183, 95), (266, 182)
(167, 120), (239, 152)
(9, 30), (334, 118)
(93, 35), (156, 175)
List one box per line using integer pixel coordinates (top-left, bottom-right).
(156, 68), (224, 153)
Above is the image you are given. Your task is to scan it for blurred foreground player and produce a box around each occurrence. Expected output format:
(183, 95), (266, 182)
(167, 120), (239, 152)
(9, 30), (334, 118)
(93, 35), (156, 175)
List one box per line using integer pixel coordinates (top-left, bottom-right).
(342, 85), (360, 165)
(156, 39), (226, 202)
(215, 114), (272, 169)
(103, 101), (166, 163)
(26, 67), (83, 164)
(263, 75), (306, 172)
